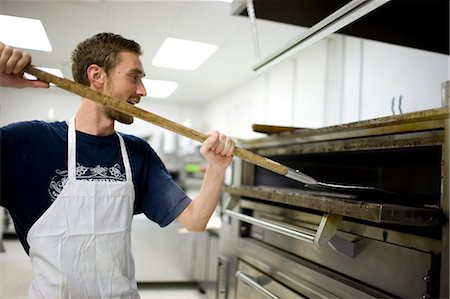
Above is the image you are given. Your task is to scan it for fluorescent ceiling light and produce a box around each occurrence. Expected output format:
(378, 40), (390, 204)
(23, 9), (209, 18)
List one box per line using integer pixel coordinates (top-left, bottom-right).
(24, 67), (63, 85)
(0, 14), (52, 52)
(142, 78), (178, 99)
(152, 38), (218, 71)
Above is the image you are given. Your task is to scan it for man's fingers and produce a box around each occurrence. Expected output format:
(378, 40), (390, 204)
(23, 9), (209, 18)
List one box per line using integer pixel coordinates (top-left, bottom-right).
(220, 137), (235, 157)
(213, 133), (226, 154)
(0, 44), (31, 74)
(0, 44), (13, 73)
(13, 52), (31, 75)
(202, 130), (235, 159)
(217, 135), (234, 157)
(0, 44), (48, 89)
(203, 131), (219, 151)
(5, 48), (22, 74)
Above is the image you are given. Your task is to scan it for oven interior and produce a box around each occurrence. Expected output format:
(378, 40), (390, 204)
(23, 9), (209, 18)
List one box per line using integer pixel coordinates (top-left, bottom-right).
(253, 145), (442, 206)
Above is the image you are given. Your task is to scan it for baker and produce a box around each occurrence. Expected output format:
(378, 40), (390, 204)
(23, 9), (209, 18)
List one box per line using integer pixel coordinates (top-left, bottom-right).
(0, 32), (235, 298)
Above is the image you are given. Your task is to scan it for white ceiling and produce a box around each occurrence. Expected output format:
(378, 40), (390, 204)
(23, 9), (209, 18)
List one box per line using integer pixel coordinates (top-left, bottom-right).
(0, 0), (304, 105)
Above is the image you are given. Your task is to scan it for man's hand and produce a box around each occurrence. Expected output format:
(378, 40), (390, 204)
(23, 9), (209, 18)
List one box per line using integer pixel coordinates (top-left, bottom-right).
(0, 42), (49, 89)
(200, 130), (235, 170)
(178, 131), (235, 232)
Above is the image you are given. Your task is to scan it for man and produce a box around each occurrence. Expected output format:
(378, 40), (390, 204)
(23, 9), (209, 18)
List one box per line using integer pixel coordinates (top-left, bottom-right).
(0, 33), (235, 298)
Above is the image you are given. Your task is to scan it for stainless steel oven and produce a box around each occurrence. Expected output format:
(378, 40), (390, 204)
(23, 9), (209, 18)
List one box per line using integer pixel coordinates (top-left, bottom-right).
(217, 106), (449, 298)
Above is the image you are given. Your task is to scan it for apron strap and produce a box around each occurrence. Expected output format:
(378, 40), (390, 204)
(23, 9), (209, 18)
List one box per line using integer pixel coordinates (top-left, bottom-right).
(68, 116), (77, 182)
(116, 133), (132, 183)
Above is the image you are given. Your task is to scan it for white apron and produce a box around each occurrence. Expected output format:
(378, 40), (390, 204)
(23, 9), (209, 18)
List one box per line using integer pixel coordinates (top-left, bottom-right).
(27, 116), (139, 299)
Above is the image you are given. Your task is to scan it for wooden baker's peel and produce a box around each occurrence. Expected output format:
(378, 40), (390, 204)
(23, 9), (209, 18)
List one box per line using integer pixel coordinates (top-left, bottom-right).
(25, 65), (409, 198)
(24, 65), (317, 185)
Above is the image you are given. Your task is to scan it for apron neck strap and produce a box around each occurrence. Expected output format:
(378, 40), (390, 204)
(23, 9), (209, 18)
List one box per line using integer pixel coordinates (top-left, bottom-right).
(67, 116), (77, 181)
(116, 133), (132, 183)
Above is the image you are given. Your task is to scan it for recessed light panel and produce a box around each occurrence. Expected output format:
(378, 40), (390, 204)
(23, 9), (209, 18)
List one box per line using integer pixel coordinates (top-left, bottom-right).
(0, 14), (52, 52)
(142, 78), (178, 99)
(152, 38), (217, 71)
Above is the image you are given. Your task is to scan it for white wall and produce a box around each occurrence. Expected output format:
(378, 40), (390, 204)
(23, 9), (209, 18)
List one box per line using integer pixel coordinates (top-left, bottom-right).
(0, 87), (81, 125)
(296, 39), (328, 127)
(361, 40), (448, 119)
(201, 34), (449, 140)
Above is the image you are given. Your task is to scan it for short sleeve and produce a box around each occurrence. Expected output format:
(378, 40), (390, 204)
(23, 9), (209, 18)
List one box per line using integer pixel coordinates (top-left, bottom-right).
(125, 135), (191, 227)
(0, 125), (16, 208)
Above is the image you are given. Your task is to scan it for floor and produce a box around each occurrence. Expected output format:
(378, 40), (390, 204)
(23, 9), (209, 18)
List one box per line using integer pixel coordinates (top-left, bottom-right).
(0, 236), (206, 299)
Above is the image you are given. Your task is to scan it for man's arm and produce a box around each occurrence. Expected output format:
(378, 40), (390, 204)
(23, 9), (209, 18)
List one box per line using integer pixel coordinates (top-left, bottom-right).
(177, 131), (234, 231)
(0, 42), (49, 88)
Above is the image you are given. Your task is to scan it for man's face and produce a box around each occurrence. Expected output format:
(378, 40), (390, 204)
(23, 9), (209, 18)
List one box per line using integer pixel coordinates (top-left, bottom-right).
(103, 51), (147, 124)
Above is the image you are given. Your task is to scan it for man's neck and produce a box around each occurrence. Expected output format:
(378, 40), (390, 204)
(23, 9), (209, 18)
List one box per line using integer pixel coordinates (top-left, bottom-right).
(72, 99), (115, 136)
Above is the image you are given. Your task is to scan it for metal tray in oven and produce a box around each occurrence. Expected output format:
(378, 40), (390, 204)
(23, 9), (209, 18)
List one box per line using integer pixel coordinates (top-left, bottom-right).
(224, 185), (443, 227)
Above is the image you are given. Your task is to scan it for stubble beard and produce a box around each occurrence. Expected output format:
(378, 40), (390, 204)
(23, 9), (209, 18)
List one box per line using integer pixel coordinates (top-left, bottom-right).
(104, 78), (134, 125)
(105, 106), (134, 125)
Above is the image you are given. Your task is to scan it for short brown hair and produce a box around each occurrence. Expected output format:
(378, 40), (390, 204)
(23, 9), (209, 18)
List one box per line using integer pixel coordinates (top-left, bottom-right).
(71, 32), (142, 86)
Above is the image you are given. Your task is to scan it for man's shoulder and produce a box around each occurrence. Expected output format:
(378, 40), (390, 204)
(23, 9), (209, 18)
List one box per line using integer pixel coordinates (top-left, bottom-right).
(2, 119), (65, 133)
(119, 132), (151, 150)
(1, 120), (67, 149)
(118, 132), (160, 162)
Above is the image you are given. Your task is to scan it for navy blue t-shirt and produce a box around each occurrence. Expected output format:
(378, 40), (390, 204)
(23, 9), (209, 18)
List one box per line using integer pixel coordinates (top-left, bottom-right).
(0, 120), (191, 254)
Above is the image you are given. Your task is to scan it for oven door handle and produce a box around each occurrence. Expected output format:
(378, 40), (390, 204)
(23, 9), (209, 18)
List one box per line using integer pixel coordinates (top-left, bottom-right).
(225, 209), (315, 243)
(225, 209), (342, 246)
(235, 271), (281, 299)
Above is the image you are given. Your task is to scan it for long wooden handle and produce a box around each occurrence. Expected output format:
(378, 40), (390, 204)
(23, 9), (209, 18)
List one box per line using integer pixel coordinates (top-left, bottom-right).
(24, 65), (289, 176)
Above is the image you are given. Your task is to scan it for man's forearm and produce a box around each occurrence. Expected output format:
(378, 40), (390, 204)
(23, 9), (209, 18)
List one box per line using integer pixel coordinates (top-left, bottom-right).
(179, 165), (226, 231)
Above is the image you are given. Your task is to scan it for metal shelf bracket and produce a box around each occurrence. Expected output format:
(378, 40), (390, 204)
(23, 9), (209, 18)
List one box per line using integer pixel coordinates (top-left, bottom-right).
(314, 213), (343, 246)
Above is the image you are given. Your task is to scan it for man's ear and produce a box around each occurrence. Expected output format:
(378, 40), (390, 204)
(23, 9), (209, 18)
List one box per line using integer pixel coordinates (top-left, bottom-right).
(86, 64), (105, 89)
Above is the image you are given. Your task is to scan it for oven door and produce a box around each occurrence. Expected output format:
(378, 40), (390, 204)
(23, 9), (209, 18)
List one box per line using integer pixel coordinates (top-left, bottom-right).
(234, 236), (387, 299)
(223, 199), (439, 298)
(236, 260), (304, 299)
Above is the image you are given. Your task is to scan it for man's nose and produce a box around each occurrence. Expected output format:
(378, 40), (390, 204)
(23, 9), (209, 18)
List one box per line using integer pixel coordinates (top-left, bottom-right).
(138, 80), (147, 97)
